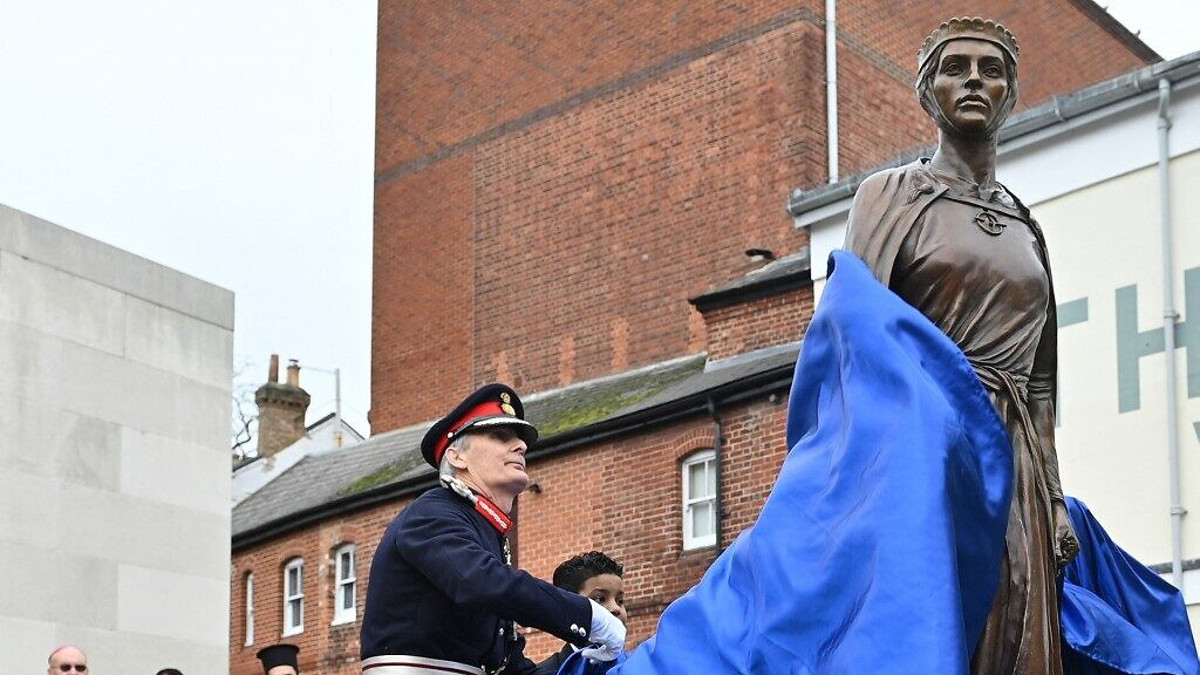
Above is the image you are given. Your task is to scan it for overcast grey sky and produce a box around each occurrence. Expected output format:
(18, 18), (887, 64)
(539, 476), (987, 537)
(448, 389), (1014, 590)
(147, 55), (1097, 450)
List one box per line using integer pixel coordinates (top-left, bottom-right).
(0, 1), (377, 437)
(0, 2), (1194, 444)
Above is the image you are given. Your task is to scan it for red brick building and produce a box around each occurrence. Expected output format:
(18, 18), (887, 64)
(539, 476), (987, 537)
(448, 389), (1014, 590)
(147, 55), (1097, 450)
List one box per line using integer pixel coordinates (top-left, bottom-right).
(231, 3), (1155, 673)
(370, 0), (1153, 430)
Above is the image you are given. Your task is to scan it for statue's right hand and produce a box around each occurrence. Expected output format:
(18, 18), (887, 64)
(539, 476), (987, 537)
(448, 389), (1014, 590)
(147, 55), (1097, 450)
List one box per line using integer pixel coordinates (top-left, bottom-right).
(1052, 500), (1079, 570)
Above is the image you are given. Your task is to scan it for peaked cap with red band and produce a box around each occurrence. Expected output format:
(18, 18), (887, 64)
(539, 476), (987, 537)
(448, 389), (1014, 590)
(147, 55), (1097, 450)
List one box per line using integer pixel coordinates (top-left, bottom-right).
(421, 383), (539, 468)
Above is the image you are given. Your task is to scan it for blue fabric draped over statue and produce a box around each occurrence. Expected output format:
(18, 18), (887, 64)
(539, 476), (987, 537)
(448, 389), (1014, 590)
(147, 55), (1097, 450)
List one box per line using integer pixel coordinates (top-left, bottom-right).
(584, 250), (1015, 674)
(555, 251), (1200, 675)
(1060, 497), (1199, 675)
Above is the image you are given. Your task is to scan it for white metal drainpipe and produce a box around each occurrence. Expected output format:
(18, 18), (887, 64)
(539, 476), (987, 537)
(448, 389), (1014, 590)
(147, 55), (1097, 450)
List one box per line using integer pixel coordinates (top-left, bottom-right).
(1157, 77), (1185, 590)
(825, 0), (838, 184)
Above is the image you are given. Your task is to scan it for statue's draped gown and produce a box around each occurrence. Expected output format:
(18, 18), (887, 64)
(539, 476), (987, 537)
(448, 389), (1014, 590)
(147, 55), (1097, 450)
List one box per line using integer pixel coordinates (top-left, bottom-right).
(848, 162), (1065, 674)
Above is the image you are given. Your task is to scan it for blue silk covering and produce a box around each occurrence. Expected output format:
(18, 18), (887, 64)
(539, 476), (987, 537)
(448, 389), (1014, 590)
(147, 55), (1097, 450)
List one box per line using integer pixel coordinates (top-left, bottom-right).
(558, 651), (628, 675)
(556, 251), (1199, 675)
(580, 251), (1015, 674)
(1061, 497), (1199, 675)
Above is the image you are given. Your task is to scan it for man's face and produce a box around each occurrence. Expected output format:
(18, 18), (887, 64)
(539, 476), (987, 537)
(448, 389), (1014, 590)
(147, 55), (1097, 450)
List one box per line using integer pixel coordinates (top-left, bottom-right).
(453, 427), (530, 497)
(266, 667), (297, 675)
(932, 39), (1010, 137)
(580, 573), (627, 626)
(48, 647), (88, 675)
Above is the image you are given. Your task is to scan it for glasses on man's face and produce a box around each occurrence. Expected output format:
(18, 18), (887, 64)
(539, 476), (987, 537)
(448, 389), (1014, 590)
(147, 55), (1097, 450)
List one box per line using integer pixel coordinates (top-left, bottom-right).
(57, 665), (87, 673)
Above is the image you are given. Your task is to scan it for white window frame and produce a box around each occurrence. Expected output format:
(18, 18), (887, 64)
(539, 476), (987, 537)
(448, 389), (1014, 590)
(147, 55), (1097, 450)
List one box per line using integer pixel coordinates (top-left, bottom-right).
(682, 450), (717, 550)
(282, 558), (304, 636)
(332, 544), (357, 625)
(244, 572), (255, 646)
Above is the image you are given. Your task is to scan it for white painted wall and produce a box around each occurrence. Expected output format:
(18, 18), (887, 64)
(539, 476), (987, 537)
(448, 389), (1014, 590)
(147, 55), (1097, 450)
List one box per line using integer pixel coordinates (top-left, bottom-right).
(1037, 149), (1200, 633)
(0, 205), (234, 674)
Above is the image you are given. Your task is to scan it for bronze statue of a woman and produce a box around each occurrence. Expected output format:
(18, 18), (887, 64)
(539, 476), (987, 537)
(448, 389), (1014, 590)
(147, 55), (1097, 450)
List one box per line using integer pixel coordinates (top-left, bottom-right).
(844, 18), (1080, 674)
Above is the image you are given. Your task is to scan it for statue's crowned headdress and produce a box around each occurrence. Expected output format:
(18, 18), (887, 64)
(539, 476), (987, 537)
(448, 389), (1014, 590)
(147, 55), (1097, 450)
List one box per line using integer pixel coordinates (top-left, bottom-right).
(918, 17), (1020, 71)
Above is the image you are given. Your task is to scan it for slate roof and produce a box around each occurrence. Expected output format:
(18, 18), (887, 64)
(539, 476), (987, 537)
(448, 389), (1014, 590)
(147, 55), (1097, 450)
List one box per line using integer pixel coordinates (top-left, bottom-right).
(236, 354), (706, 542)
(522, 354), (706, 437)
(232, 344), (803, 548)
(231, 422), (431, 538)
(632, 343), (800, 414)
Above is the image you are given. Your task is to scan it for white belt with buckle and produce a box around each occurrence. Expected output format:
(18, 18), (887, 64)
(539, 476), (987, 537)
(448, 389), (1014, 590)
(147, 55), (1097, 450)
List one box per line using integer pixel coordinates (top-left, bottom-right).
(361, 654), (484, 675)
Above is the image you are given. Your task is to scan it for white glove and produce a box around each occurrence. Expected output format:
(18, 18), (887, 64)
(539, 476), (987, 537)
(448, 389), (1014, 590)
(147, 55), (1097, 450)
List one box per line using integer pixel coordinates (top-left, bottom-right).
(578, 598), (626, 662)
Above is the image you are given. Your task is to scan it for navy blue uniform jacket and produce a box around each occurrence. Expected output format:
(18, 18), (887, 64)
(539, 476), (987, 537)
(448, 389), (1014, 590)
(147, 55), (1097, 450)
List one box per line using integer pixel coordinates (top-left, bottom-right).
(361, 487), (593, 673)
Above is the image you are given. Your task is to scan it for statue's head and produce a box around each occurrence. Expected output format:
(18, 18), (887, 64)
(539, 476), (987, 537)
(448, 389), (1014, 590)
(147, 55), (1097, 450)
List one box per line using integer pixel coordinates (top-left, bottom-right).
(916, 18), (1020, 139)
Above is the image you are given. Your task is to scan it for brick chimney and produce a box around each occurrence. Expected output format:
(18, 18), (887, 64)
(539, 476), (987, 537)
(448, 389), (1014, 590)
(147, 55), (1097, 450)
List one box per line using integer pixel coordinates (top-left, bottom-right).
(255, 355), (312, 458)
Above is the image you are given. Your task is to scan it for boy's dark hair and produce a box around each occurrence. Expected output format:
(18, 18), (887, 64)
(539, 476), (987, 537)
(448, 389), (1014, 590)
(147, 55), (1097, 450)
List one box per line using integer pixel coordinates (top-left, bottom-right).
(552, 551), (624, 593)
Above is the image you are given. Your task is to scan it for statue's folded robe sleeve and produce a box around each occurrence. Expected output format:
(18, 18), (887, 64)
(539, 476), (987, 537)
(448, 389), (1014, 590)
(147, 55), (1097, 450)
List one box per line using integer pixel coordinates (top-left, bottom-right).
(394, 496), (593, 647)
(845, 161), (1065, 502)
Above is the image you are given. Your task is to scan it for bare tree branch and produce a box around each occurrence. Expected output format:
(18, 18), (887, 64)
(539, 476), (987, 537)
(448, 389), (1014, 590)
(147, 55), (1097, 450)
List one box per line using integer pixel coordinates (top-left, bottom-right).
(232, 394), (256, 456)
(231, 362), (260, 460)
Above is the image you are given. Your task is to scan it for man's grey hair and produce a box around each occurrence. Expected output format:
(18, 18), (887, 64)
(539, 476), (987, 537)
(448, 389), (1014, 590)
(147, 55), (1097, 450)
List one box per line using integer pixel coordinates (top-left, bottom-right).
(439, 434), (471, 478)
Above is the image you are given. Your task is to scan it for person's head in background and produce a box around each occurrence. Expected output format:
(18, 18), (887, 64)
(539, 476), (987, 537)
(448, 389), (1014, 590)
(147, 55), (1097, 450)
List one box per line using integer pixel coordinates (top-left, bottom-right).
(47, 646), (88, 675)
(552, 551), (627, 626)
(256, 644), (300, 675)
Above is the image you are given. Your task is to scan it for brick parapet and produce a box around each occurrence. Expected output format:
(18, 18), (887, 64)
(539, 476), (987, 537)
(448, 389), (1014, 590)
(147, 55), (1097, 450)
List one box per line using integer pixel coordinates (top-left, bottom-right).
(701, 285), (814, 361)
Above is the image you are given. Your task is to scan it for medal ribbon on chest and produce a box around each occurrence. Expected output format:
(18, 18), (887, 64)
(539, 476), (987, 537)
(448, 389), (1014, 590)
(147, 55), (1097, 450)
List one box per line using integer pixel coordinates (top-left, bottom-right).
(471, 495), (513, 535)
(440, 474), (513, 535)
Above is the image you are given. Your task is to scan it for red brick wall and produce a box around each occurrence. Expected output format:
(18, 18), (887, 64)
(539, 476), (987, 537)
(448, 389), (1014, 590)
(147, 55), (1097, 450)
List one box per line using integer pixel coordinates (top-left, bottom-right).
(231, 396), (791, 670)
(230, 499), (410, 675)
(371, 157), (475, 429)
(702, 286), (814, 361)
(469, 22), (820, 395)
(371, 0), (1152, 431)
(374, 1), (824, 178)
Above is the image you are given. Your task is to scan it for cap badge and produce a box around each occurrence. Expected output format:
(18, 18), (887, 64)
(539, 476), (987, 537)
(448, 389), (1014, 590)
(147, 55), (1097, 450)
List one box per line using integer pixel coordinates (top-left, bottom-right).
(499, 392), (516, 416)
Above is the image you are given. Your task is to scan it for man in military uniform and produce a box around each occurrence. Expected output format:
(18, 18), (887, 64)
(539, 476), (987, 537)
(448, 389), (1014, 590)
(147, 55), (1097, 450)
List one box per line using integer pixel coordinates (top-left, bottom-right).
(361, 384), (625, 675)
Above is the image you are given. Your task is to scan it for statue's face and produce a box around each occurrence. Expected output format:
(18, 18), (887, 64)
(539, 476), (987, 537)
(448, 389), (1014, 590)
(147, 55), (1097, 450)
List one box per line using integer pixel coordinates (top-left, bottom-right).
(931, 39), (1010, 137)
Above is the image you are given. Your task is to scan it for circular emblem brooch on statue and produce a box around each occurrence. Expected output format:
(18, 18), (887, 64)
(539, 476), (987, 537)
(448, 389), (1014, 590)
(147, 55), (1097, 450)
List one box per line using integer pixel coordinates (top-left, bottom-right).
(974, 210), (1005, 236)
